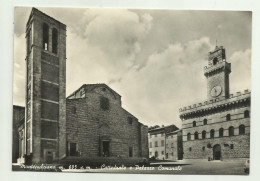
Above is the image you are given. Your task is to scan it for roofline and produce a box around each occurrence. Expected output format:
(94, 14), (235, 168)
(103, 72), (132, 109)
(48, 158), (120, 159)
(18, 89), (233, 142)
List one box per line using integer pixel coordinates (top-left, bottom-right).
(67, 83), (122, 99)
(13, 105), (25, 109)
(26, 7), (66, 28)
(148, 124), (178, 133)
(166, 129), (182, 135)
(67, 84), (87, 98)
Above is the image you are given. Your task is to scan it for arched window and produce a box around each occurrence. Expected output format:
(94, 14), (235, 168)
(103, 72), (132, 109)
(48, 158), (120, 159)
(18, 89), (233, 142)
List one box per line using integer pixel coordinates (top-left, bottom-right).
(219, 128), (224, 137)
(194, 132), (199, 140)
(244, 110), (250, 118)
(229, 126), (234, 136)
(202, 130), (206, 139)
(213, 57), (218, 65)
(193, 121), (196, 127)
(239, 125), (245, 135)
(226, 114), (231, 121)
(203, 119), (207, 125)
(52, 28), (58, 54)
(210, 129), (215, 138)
(187, 133), (191, 141)
(43, 23), (49, 50)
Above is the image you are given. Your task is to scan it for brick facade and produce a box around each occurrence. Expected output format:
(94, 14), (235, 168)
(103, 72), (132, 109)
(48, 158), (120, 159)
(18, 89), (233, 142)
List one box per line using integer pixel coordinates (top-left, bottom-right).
(66, 84), (149, 159)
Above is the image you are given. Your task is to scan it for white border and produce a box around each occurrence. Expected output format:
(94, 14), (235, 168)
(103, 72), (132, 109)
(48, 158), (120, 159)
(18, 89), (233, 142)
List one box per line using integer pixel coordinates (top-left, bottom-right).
(1, 0), (260, 181)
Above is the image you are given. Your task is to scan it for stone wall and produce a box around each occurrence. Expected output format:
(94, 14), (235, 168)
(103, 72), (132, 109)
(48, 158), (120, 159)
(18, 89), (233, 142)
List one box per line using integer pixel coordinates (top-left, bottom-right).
(183, 134), (250, 159)
(182, 105), (250, 159)
(66, 84), (148, 159)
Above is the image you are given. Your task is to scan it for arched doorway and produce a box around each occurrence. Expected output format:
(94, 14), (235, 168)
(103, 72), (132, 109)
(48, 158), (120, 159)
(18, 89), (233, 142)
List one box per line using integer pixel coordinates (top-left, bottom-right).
(213, 144), (221, 160)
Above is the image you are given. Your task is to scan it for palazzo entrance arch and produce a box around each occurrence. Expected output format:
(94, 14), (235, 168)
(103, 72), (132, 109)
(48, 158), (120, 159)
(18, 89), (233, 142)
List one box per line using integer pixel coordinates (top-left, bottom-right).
(213, 144), (221, 160)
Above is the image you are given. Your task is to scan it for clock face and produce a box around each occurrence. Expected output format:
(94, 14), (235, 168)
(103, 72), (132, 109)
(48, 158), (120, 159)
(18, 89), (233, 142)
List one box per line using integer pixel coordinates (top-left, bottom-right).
(210, 86), (222, 97)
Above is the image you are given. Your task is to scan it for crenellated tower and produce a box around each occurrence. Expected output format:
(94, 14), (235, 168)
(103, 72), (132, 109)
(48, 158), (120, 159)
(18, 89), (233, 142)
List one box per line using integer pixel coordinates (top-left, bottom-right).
(204, 46), (231, 100)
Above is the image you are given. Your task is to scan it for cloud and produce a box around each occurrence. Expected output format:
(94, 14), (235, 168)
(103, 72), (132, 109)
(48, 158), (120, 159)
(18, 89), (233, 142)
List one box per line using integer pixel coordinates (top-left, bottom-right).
(12, 8), (252, 129)
(13, 33), (26, 106)
(110, 37), (214, 127)
(66, 9), (153, 93)
(229, 49), (251, 93)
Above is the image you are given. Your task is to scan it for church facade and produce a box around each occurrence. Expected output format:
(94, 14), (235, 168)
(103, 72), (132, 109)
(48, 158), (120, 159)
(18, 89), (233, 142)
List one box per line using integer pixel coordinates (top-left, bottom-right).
(179, 46), (250, 160)
(66, 84), (149, 159)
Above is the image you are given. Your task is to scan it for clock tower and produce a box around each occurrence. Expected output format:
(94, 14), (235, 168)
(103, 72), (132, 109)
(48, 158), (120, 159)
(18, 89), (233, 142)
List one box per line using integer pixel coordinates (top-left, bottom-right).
(204, 46), (231, 100)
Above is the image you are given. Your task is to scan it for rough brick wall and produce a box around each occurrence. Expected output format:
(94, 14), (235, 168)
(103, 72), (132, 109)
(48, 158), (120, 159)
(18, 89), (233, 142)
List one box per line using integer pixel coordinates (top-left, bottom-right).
(66, 85), (148, 159)
(182, 106), (250, 159)
(183, 134), (250, 159)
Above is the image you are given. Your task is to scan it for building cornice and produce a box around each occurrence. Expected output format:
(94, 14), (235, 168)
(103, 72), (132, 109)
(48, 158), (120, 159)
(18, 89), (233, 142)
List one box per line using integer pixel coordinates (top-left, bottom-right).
(179, 90), (250, 120)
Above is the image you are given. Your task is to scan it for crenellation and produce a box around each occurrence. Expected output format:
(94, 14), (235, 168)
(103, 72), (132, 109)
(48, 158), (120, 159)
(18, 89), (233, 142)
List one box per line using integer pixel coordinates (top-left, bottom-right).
(180, 45), (250, 160)
(179, 90), (250, 113)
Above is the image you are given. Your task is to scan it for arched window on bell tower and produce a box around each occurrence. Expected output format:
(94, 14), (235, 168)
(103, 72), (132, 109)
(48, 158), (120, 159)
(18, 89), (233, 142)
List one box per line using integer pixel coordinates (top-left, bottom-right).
(43, 23), (49, 50)
(52, 28), (58, 54)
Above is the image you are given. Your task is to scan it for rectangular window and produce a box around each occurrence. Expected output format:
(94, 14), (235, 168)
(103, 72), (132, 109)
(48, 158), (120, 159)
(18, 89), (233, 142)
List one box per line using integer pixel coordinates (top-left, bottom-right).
(100, 97), (109, 110)
(129, 147), (133, 157)
(69, 143), (78, 156)
(149, 142), (152, 148)
(162, 151), (164, 155)
(155, 141), (158, 147)
(161, 140), (164, 147)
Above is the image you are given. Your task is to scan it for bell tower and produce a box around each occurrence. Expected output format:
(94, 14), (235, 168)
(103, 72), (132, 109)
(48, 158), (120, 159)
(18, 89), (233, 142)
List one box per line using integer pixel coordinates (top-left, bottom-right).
(204, 46), (231, 100)
(24, 8), (66, 163)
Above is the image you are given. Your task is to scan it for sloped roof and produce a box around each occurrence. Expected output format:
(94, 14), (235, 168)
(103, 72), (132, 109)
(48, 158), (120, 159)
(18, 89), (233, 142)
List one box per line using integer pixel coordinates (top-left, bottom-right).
(67, 83), (121, 99)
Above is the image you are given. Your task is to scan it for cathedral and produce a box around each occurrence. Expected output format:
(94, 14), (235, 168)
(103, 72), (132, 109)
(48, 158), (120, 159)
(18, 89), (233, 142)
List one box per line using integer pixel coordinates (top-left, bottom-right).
(179, 46), (250, 160)
(15, 8), (148, 164)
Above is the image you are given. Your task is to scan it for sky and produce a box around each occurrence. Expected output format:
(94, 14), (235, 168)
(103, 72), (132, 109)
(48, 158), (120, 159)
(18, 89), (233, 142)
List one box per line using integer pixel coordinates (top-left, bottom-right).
(13, 7), (252, 128)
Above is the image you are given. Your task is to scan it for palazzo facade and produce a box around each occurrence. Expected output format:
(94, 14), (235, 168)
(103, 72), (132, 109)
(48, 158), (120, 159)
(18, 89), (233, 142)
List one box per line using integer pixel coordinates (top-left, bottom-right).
(179, 46), (250, 160)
